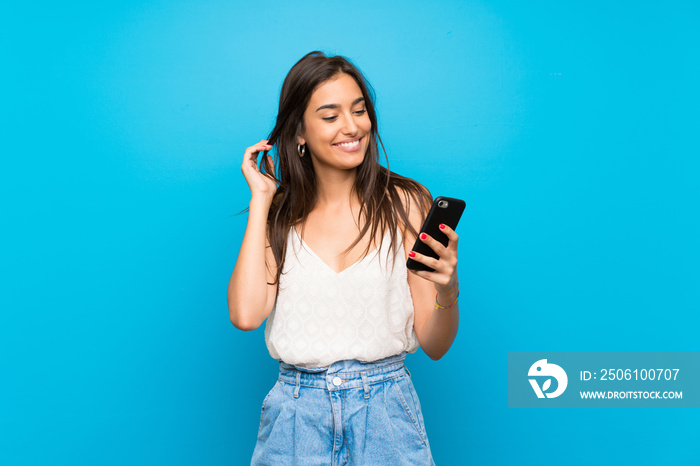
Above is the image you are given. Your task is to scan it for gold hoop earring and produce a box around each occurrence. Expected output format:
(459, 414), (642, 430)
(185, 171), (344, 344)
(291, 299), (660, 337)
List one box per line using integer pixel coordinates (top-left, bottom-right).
(297, 143), (306, 158)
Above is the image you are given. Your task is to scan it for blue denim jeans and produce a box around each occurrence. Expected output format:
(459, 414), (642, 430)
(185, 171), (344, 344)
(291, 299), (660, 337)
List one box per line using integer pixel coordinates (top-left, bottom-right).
(251, 351), (435, 465)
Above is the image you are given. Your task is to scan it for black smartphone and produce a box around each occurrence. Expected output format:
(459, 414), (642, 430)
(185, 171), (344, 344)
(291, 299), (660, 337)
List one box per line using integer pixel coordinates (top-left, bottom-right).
(406, 196), (466, 272)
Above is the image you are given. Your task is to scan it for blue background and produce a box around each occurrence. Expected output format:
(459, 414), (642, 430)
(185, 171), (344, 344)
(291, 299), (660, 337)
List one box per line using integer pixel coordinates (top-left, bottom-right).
(2, 1), (698, 464)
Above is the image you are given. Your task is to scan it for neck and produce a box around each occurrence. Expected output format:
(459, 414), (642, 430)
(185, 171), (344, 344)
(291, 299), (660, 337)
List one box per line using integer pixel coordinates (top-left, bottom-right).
(312, 165), (359, 210)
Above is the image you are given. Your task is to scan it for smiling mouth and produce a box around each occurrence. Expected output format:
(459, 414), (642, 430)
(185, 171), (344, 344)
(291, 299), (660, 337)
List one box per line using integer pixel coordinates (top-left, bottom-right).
(333, 137), (362, 151)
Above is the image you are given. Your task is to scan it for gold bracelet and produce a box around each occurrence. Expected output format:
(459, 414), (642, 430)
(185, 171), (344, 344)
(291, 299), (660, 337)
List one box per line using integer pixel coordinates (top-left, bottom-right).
(435, 291), (459, 310)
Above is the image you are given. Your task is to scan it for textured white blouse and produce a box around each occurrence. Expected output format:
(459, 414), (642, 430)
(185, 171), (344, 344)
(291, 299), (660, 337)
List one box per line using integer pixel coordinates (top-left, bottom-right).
(264, 227), (420, 368)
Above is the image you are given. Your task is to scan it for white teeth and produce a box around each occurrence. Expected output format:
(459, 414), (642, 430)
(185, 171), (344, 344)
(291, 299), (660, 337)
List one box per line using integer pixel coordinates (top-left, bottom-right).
(336, 140), (359, 148)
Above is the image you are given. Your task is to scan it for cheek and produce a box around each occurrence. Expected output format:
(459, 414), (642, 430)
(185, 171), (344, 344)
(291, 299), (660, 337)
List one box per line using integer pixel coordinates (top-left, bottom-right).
(305, 126), (335, 153)
(361, 116), (372, 133)
(309, 126), (332, 146)
(303, 122), (323, 144)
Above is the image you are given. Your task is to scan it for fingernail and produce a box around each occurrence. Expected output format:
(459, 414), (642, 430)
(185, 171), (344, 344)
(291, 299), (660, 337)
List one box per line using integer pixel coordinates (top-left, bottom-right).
(420, 233), (427, 240)
(439, 224), (446, 230)
(409, 251), (416, 257)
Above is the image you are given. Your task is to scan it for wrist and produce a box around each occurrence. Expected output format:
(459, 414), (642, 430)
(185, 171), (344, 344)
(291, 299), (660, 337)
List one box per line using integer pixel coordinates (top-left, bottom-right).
(436, 286), (459, 308)
(249, 194), (274, 210)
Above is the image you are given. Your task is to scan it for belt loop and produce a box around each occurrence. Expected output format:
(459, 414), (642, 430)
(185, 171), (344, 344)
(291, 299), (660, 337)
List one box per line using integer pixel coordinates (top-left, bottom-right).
(361, 371), (370, 399)
(404, 365), (412, 378)
(293, 371), (301, 398)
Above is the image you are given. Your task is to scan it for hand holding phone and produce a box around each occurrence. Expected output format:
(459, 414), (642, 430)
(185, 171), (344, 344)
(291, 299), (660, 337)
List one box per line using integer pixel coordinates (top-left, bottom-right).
(406, 196), (465, 273)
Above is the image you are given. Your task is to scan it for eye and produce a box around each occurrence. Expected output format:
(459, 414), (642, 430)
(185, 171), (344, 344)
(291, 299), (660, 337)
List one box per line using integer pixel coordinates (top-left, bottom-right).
(354, 108), (367, 116)
(322, 116), (337, 122)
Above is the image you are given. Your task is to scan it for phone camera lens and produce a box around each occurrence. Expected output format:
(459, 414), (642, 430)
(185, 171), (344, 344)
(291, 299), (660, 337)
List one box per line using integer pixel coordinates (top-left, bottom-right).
(438, 200), (448, 208)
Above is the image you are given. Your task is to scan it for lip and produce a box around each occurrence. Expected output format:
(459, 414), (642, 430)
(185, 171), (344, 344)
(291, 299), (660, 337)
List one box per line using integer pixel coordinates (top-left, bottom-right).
(332, 136), (363, 152)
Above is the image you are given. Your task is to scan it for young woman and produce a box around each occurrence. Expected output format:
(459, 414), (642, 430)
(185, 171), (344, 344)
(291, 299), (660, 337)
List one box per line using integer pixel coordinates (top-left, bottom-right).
(228, 51), (460, 465)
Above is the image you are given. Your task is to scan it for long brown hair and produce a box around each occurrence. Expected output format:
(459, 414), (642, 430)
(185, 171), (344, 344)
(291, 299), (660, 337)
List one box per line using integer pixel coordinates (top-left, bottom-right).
(260, 51), (431, 285)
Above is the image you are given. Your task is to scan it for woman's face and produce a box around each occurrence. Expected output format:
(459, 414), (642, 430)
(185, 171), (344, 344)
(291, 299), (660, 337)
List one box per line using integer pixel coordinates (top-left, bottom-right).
(299, 73), (372, 172)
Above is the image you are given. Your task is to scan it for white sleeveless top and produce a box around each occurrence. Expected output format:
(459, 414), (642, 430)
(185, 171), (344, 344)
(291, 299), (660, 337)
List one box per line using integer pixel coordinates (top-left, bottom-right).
(264, 227), (420, 368)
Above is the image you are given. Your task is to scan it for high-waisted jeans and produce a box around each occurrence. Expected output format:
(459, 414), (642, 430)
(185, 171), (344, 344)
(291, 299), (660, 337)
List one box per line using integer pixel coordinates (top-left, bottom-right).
(251, 351), (435, 465)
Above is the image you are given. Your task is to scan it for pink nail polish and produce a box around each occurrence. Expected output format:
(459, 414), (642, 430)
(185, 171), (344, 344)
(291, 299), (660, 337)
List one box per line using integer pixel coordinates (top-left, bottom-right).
(439, 224), (446, 230)
(420, 233), (427, 240)
(409, 251), (416, 258)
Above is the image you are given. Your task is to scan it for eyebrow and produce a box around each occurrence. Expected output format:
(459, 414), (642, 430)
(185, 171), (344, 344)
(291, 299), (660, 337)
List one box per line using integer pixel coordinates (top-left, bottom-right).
(315, 97), (365, 112)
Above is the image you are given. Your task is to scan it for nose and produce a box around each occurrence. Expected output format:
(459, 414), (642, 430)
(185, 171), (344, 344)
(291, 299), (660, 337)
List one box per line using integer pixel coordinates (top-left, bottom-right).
(340, 111), (358, 134)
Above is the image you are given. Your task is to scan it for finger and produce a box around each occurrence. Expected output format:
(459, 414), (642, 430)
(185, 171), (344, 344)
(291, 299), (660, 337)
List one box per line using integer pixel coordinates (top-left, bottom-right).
(438, 223), (459, 247)
(418, 232), (447, 257)
(408, 250), (441, 271)
(243, 142), (272, 167)
(246, 140), (272, 153)
(247, 144), (271, 156)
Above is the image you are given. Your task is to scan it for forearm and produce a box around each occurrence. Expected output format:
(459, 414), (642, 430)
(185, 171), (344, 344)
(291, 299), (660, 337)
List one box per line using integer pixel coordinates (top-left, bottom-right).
(227, 197), (273, 330)
(420, 286), (460, 360)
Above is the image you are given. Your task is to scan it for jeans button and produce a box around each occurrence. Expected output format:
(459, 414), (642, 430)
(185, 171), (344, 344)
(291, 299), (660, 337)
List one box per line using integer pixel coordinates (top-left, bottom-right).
(332, 376), (343, 386)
